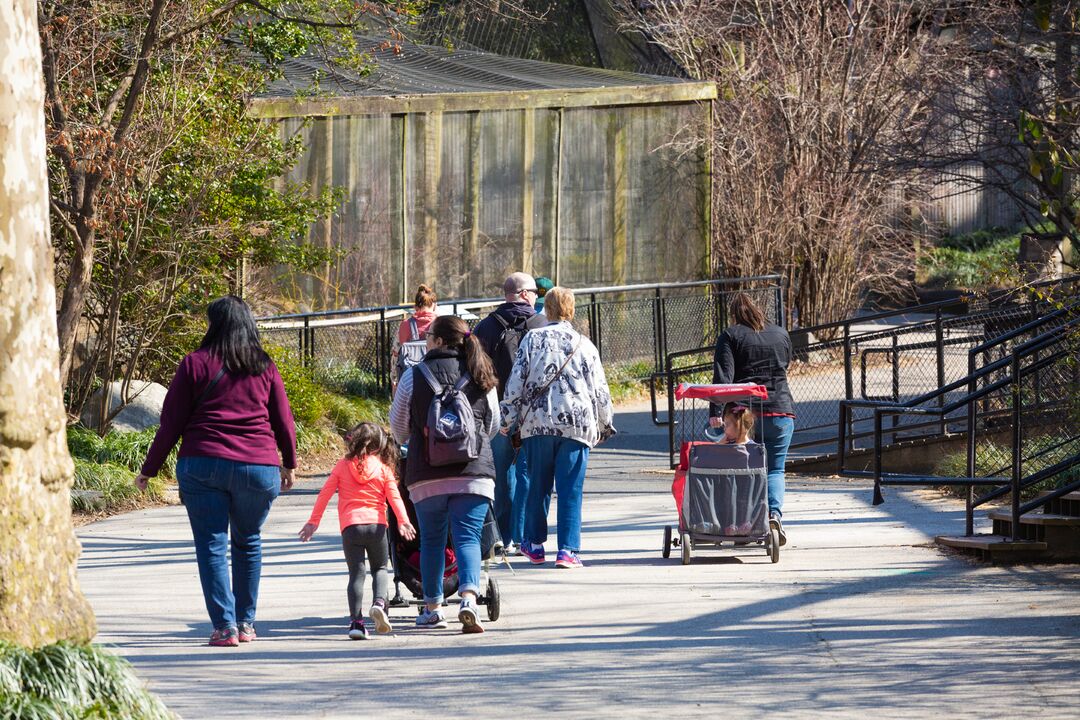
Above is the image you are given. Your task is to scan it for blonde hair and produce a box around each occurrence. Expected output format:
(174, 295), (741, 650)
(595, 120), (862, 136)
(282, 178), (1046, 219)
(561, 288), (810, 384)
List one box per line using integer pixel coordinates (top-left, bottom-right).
(544, 286), (575, 322)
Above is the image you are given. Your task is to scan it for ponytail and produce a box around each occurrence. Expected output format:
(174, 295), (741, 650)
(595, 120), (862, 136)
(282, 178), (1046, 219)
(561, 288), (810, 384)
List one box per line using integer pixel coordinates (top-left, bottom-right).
(428, 315), (497, 392)
(462, 333), (497, 393)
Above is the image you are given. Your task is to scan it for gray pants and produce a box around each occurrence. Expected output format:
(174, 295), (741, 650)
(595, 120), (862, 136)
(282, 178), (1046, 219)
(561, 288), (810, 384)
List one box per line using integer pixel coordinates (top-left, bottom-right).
(341, 524), (389, 620)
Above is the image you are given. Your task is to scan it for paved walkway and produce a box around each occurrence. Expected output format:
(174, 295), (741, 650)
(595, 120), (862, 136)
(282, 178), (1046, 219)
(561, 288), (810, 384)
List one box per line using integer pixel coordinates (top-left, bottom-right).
(77, 404), (1080, 719)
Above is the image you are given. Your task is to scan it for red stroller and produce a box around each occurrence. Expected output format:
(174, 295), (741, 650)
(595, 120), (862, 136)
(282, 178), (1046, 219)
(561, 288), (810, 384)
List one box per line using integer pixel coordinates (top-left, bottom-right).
(663, 383), (780, 564)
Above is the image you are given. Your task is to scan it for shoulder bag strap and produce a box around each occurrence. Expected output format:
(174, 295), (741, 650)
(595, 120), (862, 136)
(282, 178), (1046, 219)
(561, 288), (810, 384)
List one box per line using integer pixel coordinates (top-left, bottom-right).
(453, 372), (473, 392)
(192, 367), (226, 411)
(520, 331), (581, 418)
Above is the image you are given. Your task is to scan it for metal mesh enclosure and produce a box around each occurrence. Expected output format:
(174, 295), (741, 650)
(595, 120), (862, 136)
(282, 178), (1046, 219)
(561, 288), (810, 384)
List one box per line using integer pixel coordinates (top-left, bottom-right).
(246, 34), (714, 311)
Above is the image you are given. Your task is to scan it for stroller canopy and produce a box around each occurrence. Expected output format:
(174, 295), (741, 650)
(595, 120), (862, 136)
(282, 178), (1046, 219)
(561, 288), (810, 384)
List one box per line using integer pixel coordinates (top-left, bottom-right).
(674, 383), (769, 403)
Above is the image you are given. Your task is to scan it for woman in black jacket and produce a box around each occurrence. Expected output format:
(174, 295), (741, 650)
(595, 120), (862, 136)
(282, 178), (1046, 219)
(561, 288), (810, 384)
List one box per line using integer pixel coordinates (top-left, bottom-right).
(711, 293), (794, 545)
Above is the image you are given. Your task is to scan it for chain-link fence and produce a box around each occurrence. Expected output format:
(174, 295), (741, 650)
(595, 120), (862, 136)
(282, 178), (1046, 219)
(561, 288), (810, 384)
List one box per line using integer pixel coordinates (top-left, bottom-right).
(659, 276), (1080, 467)
(257, 276), (784, 397)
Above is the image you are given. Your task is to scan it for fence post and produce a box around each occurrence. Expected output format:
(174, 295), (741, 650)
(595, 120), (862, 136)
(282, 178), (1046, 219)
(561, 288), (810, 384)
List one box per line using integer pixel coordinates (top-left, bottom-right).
(965, 351), (977, 536)
(590, 293), (602, 359)
(890, 334), (900, 438)
(653, 287), (662, 373)
(935, 308), (946, 436)
(843, 323), (853, 453)
(378, 308), (388, 395)
(773, 284), (785, 329)
(301, 316), (311, 369)
(1010, 352), (1022, 542)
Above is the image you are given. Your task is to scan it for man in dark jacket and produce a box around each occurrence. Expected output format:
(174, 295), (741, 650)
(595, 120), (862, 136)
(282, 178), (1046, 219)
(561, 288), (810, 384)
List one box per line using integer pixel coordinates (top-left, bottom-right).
(473, 273), (547, 552)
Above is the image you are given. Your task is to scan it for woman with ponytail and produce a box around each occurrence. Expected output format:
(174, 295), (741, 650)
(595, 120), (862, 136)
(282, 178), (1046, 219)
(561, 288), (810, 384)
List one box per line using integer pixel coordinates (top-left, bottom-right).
(389, 315), (500, 634)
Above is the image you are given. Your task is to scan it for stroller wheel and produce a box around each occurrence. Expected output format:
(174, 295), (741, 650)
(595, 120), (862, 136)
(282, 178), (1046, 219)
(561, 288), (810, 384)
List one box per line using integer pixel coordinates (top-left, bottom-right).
(680, 533), (692, 565)
(485, 576), (501, 622)
(768, 527), (780, 564)
(662, 526), (672, 559)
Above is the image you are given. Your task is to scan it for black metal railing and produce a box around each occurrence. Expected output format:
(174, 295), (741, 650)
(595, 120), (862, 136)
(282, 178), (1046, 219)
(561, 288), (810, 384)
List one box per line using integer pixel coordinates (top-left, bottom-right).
(654, 275), (1080, 467)
(837, 316), (1080, 538)
(257, 275), (784, 397)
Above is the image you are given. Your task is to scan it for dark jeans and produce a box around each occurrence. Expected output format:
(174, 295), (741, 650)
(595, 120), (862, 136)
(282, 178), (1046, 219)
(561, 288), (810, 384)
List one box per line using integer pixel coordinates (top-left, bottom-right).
(177, 456), (280, 630)
(755, 416), (794, 517)
(492, 431), (531, 545)
(341, 523), (389, 620)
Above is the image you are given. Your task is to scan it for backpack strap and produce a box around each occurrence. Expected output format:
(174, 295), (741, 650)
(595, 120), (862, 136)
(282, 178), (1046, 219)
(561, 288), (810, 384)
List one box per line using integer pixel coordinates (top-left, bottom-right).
(453, 372), (473, 392)
(493, 313), (510, 331)
(415, 363), (443, 395)
(408, 316), (420, 341)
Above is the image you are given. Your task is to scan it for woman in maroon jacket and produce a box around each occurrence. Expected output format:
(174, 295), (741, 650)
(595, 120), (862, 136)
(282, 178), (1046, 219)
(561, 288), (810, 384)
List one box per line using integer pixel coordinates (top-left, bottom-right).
(136, 296), (297, 647)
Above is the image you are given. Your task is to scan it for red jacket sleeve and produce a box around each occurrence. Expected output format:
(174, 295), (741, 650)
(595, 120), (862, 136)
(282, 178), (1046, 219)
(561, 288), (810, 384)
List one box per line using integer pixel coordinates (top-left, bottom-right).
(307, 462), (344, 528)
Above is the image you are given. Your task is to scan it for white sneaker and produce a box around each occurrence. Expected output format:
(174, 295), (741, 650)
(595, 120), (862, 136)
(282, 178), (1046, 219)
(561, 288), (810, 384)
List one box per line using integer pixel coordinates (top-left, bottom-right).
(458, 599), (484, 634)
(507, 541), (521, 556)
(415, 607), (447, 629)
(370, 603), (392, 634)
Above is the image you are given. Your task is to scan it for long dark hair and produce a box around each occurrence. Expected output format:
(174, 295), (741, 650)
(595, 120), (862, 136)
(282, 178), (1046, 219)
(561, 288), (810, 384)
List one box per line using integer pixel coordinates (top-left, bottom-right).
(199, 295), (271, 376)
(429, 315), (497, 392)
(730, 293), (766, 332)
(344, 422), (399, 476)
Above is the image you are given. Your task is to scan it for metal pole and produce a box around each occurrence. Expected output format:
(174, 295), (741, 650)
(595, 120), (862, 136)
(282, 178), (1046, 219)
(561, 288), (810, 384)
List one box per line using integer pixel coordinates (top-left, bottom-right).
(873, 410), (884, 506)
(1010, 352), (1022, 542)
(653, 287), (662, 373)
(965, 351), (977, 536)
(936, 308), (946, 436)
(843, 324), (854, 453)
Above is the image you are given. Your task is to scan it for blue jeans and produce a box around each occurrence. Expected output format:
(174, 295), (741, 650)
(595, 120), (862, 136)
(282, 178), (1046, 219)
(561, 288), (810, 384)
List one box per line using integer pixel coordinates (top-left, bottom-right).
(414, 494), (488, 605)
(491, 431), (528, 545)
(755, 416), (794, 517)
(522, 435), (589, 552)
(177, 456), (280, 630)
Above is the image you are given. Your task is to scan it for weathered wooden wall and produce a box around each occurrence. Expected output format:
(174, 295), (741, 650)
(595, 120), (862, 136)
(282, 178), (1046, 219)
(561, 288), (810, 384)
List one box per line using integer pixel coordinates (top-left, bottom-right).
(260, 102), (709, 309)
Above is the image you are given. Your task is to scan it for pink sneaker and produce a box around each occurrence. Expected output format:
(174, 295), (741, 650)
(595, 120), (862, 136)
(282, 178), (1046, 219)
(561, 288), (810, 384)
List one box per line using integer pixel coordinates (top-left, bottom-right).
(520, 542), (545, 564)
(209, 627), (239, 647)
(555, 550), (584, 569)
(238, 622), (256, 643)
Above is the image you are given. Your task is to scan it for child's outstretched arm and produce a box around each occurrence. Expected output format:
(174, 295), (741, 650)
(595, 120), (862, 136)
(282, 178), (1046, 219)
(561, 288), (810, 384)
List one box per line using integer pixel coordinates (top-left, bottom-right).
(384, 471), (415, 540)
(299, 462), (343, 541)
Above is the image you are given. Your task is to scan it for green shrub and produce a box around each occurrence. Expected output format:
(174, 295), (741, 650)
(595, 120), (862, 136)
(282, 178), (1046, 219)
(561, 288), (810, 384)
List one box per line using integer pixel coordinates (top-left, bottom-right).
(0, 641), (172, 719)
(324, 392), (390, 433)
(71, 458), (164, 512)
(268, 346), (328, 426)
(316, 362), (383, 397)
(294, 420), (341, 456)
(67, 425), (177, 479)
(919, 235), (1021, 289)
(934, 435), (1080, 498)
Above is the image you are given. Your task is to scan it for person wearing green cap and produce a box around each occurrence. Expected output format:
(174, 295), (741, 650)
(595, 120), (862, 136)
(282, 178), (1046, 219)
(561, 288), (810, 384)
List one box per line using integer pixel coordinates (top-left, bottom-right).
(533, 276), (554, 314)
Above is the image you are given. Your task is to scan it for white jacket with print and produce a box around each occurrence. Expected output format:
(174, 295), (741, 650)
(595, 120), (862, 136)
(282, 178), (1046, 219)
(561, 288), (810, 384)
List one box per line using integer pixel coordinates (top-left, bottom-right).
(499, 321), (614, 448)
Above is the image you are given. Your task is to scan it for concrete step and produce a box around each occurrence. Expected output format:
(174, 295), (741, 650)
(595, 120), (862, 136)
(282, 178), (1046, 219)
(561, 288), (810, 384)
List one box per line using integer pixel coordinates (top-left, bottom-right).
(987, 510), (1080, 526)
(936, 534), (1048, 562)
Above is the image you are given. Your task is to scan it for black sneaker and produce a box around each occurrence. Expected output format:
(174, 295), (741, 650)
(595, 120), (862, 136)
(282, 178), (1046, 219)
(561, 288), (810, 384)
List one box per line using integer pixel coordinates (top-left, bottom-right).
(770, 513), (787, 547)
(348, 619), (368, 640)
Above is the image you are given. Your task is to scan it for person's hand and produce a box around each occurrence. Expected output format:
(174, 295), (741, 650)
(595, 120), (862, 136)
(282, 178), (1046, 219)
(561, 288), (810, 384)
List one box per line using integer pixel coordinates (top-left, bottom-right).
(298, 523), (316, 542)
(499, 426), (510, 435)
(134, 474), (150, 491)
(709, 416), (723, 428)
(280, 466), (295, 492)
(399, 521), (417, 541)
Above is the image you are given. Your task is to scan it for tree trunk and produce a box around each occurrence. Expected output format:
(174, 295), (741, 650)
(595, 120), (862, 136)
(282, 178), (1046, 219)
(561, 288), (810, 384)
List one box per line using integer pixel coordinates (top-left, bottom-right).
(0, 0), (97, 647)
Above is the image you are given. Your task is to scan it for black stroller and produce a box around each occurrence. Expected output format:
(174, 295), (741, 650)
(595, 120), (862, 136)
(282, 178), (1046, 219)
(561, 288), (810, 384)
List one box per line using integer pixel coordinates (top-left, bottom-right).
(386, 450), (502, 621)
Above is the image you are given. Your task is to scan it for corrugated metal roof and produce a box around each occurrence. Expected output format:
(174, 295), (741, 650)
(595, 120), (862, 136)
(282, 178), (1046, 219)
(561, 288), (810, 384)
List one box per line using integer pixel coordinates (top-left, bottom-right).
(250, 35), (713, 117)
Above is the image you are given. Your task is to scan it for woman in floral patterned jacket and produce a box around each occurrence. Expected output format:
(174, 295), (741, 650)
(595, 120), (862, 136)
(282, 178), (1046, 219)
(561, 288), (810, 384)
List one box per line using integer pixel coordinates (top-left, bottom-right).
(499, 287), (615, 569)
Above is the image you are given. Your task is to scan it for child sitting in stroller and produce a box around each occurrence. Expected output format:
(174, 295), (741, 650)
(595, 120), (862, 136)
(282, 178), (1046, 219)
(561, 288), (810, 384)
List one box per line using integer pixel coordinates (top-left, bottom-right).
(671, 402), (757, 528)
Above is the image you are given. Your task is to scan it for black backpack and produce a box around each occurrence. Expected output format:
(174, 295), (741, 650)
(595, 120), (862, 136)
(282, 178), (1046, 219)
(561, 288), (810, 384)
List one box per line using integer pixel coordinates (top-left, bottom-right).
(415, 364), (481, 467)
(491, 313), (530, 398)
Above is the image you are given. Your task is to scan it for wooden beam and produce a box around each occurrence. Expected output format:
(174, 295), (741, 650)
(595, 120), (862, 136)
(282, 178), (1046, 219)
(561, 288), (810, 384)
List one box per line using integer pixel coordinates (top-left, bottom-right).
(610, 113), (628, 286)
(521, 108), (535, 274)
(422, 112), (442, 287)
(464, 111), (481, 293)
(248, 83), (718, 118)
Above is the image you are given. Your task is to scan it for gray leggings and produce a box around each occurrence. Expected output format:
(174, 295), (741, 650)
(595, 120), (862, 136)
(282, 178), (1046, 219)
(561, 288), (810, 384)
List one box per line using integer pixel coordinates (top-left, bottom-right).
(341, 524), (389, 620)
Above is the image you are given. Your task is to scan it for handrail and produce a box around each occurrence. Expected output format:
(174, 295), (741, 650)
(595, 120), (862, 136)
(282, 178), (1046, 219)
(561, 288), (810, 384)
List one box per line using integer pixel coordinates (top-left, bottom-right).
(256, 275), (783, 322)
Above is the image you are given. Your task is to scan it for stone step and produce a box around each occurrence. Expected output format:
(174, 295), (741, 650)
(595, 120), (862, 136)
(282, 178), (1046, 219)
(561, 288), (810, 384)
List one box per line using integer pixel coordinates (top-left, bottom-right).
(987, 510), (1080, 526)
(936, 534), (1047, 555)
